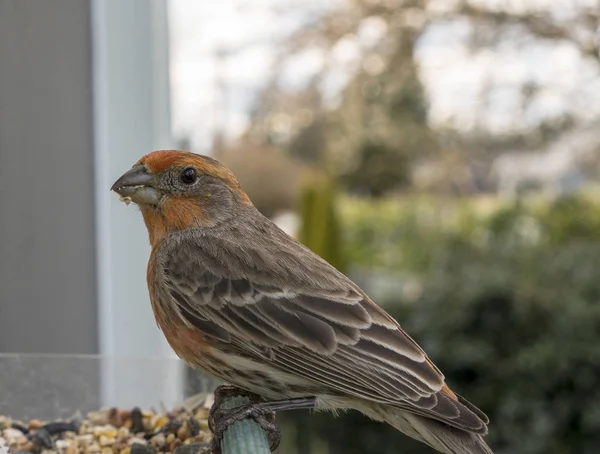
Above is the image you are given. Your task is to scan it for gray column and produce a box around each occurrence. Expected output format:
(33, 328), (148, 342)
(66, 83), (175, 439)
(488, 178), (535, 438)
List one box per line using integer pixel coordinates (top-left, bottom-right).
(0, 0), (98, 355)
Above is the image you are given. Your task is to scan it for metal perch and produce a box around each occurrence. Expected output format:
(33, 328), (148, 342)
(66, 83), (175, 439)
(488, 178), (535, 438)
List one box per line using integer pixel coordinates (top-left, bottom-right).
(220, 395), (273, 454)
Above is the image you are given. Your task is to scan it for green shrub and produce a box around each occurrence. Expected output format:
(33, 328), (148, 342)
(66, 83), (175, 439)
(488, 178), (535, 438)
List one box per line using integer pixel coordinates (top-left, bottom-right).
(391, 240), (600, 454)
(297, 177), (345, 272)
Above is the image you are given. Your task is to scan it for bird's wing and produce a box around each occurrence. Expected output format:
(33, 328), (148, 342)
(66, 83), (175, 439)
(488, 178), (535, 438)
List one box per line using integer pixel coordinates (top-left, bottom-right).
(159, 230), (487, 434)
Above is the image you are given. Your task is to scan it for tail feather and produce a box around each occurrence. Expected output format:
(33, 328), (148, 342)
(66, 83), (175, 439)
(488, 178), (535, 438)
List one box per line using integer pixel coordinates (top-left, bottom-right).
(454, 393), (490, 425)
(357, 402), (493, 454)
(399, 413), (494, 454)
(351, 398), (493, 454)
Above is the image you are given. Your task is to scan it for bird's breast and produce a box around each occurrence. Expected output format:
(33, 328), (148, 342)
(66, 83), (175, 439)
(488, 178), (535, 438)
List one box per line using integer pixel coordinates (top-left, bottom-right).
(153, 304), (228, 380)
(160, 320), (208, 363)
(147, 253), (220, 376)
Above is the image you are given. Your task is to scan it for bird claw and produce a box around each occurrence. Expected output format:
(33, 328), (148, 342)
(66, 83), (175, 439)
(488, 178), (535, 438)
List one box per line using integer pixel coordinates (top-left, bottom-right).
(208, 385), (260, 432)
(208, 386), (281, 453)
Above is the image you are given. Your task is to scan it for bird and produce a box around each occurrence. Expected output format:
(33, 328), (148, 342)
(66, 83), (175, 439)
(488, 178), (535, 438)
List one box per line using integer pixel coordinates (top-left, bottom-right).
(111, 149), (493, 454)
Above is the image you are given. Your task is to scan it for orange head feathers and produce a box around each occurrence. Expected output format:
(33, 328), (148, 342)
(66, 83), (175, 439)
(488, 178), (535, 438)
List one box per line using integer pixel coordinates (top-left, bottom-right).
(111, 150), (251, 246)
(136, 150), (240, 186)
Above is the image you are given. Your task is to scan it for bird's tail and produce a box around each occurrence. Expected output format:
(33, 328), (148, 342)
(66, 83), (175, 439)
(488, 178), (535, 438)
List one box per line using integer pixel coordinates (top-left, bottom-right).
(358, 403), (493, 454)
(399, 413), (494, 454)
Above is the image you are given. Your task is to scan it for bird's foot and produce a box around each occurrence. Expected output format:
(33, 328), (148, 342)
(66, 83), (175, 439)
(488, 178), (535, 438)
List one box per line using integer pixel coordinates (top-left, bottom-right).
(209, 385), (280, 454)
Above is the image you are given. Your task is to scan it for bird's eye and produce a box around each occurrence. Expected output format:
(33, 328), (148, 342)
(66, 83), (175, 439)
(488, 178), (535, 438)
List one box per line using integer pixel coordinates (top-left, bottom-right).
(180, 167), (197, 185)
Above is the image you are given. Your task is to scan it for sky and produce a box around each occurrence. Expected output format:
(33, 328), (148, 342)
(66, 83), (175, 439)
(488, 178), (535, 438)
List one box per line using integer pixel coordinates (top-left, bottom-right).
(168, 0), (329, 151)
(168, 0), (600, 152)
(416, 18), (600, 132)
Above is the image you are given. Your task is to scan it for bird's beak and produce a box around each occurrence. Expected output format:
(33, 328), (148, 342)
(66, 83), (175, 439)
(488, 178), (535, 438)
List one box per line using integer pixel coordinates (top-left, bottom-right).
(111, 165), (161, 206)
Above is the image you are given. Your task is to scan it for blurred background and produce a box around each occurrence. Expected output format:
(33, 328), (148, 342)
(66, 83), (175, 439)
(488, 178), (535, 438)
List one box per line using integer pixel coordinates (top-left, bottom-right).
(1, 0), (600, 453)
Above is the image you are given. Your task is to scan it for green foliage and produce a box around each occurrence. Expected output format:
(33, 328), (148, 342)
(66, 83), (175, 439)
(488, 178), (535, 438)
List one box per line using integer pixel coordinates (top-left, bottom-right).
(535, 195), (600, 245)
(341, 193), (600, 272)
(297, 177), (346, 273)
(283, 193), (600, 453)
(405, 241), (600, 454)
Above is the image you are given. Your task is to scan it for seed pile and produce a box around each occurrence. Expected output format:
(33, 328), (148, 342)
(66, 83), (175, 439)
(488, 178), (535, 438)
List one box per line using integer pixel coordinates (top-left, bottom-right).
(0, 395), (213, 454)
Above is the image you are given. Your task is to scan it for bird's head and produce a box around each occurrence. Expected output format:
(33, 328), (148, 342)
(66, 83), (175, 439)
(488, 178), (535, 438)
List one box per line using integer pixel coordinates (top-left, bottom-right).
(111, 150), (252, 245)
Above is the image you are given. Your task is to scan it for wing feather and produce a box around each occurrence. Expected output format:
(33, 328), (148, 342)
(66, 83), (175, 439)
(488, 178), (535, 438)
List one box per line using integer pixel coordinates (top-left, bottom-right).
(155, 230), (488, 434)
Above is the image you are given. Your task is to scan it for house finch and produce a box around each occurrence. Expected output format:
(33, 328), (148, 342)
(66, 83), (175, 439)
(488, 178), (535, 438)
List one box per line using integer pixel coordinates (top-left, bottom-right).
(112, 150), (493, 454)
